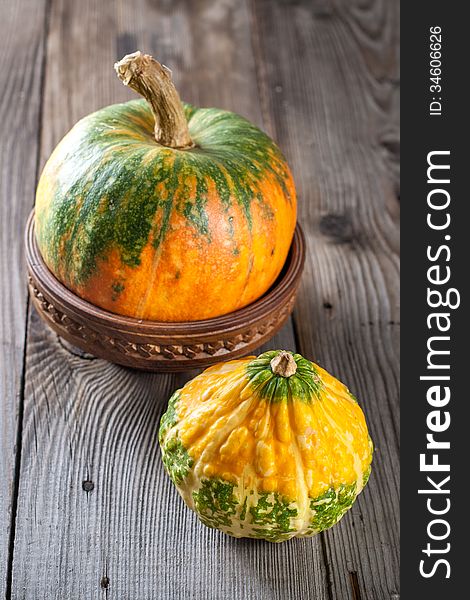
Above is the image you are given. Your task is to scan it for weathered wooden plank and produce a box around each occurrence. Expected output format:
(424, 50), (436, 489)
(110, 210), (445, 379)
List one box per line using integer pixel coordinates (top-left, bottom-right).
(12, 1), (329, 599)
(0, 0), (48, 595)
(251, 0), (400, 598)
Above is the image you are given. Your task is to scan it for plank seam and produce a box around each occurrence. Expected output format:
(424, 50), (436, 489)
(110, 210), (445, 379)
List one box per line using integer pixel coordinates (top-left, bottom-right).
(4, 296), (30, 600)
(319, 533), (334, 600)
(4, 0), (52, 597)
(247, 0), (276, 138)
(349, 570), (363, 600)
(33, 0), (53, 196)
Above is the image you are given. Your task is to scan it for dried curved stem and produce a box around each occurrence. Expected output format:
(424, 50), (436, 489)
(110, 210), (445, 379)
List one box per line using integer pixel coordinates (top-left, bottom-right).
(114, 51), (193, 149)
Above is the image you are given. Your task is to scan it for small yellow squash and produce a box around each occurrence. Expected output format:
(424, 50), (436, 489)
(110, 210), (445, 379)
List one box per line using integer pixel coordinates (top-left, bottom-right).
(159, 350), (373, 542)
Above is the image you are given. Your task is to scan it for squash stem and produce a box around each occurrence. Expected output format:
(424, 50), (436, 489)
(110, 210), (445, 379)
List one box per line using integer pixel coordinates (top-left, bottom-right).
(114, 51), (194, 149)
(270, 351), (297, 377)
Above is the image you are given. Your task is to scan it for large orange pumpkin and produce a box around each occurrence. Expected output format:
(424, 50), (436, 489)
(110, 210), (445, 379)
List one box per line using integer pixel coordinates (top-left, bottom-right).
(35, 52), (297, 321)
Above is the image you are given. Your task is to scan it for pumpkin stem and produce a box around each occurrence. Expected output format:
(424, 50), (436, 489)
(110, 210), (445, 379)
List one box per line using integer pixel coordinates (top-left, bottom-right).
(270, 351), (297, 378)
(114, 51), (194, 149)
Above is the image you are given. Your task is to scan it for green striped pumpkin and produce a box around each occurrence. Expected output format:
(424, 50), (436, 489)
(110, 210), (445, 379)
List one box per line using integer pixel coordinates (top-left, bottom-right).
(35, 52), (297, 321)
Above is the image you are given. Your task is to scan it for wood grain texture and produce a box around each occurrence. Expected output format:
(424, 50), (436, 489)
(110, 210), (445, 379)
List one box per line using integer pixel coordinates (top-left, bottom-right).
(10, 0), (333, 599)
(251, 0), (400, 598)
(6, 0), (400, 598)
(0, 0), (48, 595)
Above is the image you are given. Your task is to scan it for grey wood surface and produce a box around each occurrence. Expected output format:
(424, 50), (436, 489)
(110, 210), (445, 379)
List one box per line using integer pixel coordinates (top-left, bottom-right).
(0, 0), (48, 596)
(1, 1), (399, 599)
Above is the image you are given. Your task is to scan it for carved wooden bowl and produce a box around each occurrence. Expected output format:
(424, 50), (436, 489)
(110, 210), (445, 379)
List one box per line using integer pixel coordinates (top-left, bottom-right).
(25, 211), (305, 372)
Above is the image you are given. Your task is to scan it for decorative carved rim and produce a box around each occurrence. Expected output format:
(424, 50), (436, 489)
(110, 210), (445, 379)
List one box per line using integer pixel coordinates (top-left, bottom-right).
(25, 211), (305, 371)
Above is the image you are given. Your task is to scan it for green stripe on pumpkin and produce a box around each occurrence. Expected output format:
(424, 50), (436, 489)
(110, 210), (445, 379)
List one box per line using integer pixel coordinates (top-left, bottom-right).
(36, 99), (292, 287)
